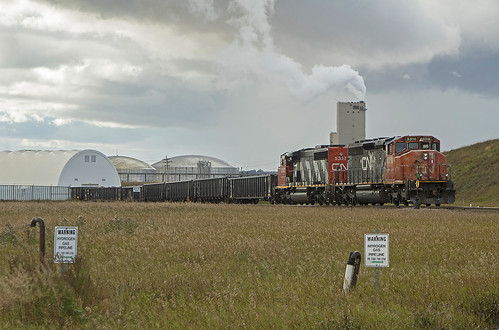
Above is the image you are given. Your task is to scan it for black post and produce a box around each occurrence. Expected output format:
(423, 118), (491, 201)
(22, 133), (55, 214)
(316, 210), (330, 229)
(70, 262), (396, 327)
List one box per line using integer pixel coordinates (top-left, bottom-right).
(347, 251), (362, 287)
(30, 217), (45, 263)
(343, 251), (362, 293)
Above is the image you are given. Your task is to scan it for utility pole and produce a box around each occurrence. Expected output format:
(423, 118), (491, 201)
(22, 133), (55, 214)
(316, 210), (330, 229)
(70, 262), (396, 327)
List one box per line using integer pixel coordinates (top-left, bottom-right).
(164, 155), (171, 182)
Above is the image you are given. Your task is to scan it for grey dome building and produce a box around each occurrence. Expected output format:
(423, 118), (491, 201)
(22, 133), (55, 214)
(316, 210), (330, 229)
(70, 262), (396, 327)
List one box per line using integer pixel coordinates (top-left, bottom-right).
(109, 156), (156, 183)
(110, 154), (240, 184)
(151, 155), (240, 182)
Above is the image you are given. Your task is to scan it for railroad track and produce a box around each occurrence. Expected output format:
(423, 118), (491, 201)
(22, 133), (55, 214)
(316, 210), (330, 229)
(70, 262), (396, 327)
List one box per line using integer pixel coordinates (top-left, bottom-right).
(430, 205), (499, 212)
(271, 203), (499, 212)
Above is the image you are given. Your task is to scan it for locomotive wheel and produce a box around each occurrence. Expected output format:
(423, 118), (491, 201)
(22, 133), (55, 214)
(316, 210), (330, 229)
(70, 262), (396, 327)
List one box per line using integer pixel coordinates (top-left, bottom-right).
(403, 200), (409, 207)
(394, 200), (400, 206)
(435, 204), (441, 207)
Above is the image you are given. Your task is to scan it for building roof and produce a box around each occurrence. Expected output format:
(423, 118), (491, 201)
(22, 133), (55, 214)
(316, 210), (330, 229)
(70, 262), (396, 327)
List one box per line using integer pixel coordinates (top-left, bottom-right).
(151, 155), (236, 169)
(109, 156), (155, 171)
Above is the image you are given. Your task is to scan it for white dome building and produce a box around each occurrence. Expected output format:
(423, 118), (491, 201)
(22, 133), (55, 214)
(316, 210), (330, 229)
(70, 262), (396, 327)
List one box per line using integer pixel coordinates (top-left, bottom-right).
(0, 150), (121, 187)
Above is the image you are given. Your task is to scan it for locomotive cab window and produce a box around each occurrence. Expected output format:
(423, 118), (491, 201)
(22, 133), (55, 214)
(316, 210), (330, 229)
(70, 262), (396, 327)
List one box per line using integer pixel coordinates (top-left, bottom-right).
(408, 142), (419, 150)
(387, 143), (393, 155)
(432, 142), (440, 151)
(421, 142), (430, 150)
(396, 142), (407, 153)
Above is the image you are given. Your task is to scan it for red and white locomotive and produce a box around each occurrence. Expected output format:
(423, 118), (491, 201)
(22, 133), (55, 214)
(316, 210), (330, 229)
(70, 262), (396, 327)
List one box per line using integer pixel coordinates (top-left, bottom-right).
(274, 135), (455, 207)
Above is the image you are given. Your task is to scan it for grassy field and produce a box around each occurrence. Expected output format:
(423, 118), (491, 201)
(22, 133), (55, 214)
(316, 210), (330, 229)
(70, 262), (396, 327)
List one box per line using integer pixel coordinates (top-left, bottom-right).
(445, 138), (499, 207)
(0, 202), (497, 329)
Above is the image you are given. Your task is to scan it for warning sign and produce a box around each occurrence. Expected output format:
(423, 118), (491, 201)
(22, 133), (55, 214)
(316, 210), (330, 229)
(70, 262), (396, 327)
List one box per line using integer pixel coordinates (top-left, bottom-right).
(54, 226), (78, 263)
(364, 233), (389, 267)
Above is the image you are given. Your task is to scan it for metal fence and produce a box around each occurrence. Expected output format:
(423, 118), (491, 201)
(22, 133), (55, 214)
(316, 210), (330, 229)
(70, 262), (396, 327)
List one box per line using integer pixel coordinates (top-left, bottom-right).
(117, 167), (240, 183)
(0, 185), (71, 201)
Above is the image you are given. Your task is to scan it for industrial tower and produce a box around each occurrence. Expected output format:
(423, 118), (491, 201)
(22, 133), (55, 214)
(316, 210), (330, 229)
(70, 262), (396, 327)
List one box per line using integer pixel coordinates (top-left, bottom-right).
(330, 101), (367, 145)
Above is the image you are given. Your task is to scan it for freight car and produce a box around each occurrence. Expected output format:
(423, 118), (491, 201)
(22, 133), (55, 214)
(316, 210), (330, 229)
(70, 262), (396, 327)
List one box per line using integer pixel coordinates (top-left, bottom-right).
(274, 135), (455, 207)
(142, 182), (165, 202)
(73, 174), (276, 203)
(228, 174), (277, 203)
(193, 177), (228, 203)
(71, 186), (134, 201)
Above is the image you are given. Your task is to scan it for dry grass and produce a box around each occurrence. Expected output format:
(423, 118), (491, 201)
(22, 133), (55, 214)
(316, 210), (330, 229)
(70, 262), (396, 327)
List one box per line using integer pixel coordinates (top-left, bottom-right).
(0, 201), (498, 328)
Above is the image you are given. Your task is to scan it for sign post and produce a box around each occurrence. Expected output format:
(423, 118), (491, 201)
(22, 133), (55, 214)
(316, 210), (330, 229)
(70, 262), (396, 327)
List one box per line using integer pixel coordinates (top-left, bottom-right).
(364, 233), (389, 289)
(54, 226), (78, 266)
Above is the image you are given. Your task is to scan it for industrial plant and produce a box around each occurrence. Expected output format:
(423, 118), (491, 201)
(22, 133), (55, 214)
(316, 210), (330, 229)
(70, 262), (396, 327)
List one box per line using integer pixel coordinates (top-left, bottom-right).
(110, 155), (240, 184)
(0, 101), (367, 201)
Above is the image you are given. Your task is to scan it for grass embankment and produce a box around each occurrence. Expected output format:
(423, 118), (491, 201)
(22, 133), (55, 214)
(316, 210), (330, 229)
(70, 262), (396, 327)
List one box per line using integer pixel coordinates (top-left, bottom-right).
(445, 139), (499, 207)
(0, 202), (498, 328)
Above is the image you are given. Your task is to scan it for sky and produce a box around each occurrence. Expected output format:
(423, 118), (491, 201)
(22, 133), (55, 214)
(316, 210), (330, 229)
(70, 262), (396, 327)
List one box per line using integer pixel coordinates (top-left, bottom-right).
(1, 0), (498, 170)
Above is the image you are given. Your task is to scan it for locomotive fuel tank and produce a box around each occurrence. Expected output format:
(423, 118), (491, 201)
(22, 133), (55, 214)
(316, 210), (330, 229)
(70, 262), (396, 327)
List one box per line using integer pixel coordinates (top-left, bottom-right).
(355, 185), (390, 204)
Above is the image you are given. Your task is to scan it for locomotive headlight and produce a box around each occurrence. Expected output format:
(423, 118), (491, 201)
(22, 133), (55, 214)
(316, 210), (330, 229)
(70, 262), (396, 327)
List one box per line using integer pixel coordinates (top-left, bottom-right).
(423, 152), (428, 161)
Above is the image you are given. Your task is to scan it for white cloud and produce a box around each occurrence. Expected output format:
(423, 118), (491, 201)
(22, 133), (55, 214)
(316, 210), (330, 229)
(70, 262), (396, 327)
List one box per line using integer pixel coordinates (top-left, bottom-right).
(17, 137), (120, 151)
(52, 118), (72, 126)
(187, 0), (219, 21)
(421, 0), (499, 51)
(82, 119), (144, 129)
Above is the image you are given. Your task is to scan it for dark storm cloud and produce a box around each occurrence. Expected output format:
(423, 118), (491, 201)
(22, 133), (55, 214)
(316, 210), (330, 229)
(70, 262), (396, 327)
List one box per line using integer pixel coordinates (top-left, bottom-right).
(428, 50), (499, 96)
(271, 0), (460, 68)
(356, 49), (499, 98)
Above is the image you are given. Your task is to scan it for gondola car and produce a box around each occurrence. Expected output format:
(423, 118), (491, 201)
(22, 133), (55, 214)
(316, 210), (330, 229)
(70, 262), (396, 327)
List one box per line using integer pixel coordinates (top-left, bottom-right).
(228, 174), (277, 203)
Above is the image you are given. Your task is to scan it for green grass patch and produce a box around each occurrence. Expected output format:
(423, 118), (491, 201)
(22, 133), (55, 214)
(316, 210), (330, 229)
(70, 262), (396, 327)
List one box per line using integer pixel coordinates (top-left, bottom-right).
(445, 138), (499, 207)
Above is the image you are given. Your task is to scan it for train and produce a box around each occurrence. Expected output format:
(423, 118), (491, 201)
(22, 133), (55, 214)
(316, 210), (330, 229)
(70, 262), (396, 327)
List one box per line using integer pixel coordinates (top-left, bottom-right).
(71, 174), (277, 204)
(274, 135), (455, 207)
(71, 135), (455, 207)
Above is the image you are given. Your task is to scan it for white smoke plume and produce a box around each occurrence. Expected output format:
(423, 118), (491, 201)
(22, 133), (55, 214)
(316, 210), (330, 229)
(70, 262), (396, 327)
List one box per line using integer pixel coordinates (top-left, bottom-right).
(218, 0), (366, 101)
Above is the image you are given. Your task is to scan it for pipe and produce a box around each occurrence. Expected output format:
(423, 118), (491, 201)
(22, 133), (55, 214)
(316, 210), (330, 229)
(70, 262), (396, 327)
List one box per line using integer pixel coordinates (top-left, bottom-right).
(343, 251), (361, 294)
(30, 217), (45, 263)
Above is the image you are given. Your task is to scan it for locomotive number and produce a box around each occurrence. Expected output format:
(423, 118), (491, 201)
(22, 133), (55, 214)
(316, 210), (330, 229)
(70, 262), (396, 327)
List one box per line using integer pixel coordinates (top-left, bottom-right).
(334, 156), (347, 161)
